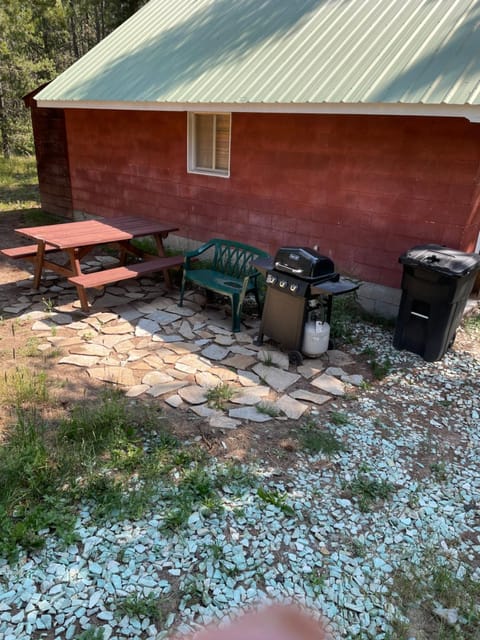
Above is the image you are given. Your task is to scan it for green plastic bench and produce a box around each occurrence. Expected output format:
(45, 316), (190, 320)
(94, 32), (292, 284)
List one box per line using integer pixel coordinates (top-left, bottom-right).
(179, 238), (270, 332)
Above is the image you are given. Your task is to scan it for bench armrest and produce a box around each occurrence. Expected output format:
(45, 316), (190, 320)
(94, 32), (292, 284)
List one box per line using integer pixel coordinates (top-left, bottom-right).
(184, 240), (217, 269)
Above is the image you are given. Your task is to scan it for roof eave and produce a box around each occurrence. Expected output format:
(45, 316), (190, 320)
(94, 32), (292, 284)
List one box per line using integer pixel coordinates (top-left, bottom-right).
(34, 99), (480, 123)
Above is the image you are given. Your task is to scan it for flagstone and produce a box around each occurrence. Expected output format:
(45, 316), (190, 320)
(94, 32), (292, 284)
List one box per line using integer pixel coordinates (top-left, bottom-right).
(290, 389), (331, 405)
(231, 386), (271, 405)
(68, 320), (91, 331)
(325, 366), (348, 377)
(166, 368), (189, 380)
(237, 369), (261, 387)
(165, 342), (201, 354)
(258, 349), (290, 370)
(201, 344), (230, 361)
(209, 415), (241, 429)
(190, 404), (221, 418)
(166, 304), (197, 317)
(229, 345), (258, 356)
(88, 366), (137, 386)
(175, 362), (198, 374)
(59, 354), (99, 367)
(3, 303), (33, 313)
(178, 320), (195, 340)
(228, 406), (271, 423)
(142, 371), (174, 386)
(207, 324), (232, 335)
(311, 373), (346, 396)
(152, 333), (183, 343)
(32, 320), (55, 331)
(342, 374), (364, 386)
(146, 381), (189, 397)
(164, 394), (183, 408)
(276, 395), (308, 420)
(90, 312), (118, 324)
(215, 334), (235, 346)
(252, 363), (300, 392)
(97, 334), (132, 348)
(135, 318), (160, 337)
(100, 322), (134, 335)
(297, 361), (325, 378)
(195, 372), (223, 388)
(125, 384), (149, 398)
(222, 354), (257, 370)
(177, 354), (212, 372)
(210, 366), (238, 382)
(113, 339), (137, 353)
(145, 310), (180, 324)
(68, 343), (110, 357)
(178, 385), (208, 405)
(126, 349), (150, 362)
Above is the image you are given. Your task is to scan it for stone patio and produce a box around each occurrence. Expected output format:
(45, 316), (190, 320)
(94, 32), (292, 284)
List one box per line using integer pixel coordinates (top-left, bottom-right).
(3, 263), (366, 427)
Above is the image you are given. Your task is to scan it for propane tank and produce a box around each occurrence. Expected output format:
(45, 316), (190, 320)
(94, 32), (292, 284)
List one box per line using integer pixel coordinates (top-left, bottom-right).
(302, 318), (330, 357)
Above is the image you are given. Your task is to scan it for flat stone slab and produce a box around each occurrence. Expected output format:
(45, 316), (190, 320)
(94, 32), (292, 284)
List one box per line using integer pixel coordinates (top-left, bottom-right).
(163, 342), (201, 355)
(215, 334), (235, 346)
(276, 395), (308, 420)
(195, 372), (223, 388)
(290, 389), (331, 405)
(178, 320), (196, 340)
(68, 344), (110, 357)
(190, 404), (221, 418)
(231, 386), (271, 405)
(146, 381), (189, 397)
(125, 384), (150, 397)
(209, 366), (237, 382)
(88, 366), (137, 386)
(252, 363), (300, 392)
(178, 385), (208, 405)
(201, 344), (230, 361)
(141, 371), (174, 385)
(145, 310), (180, 324)
(325, 366), (348, 377)
(237, 370), (261, 387)
(31, 320), (55, 331)
(228, 406), (271, 423)
(297, 359), (325, 378)
(311, 373), (346, 396)
(258, 349), (290, 370)
(164, 394), (183, 408)
(49, 312), (73, 325)
(59, 354), (99, 367)
(135, 319), (160, 337)
(342, 373), (364, 386)
(209, 415), (241, 430)
(100, 322), (134, 335)
(222, 354), (257, 370)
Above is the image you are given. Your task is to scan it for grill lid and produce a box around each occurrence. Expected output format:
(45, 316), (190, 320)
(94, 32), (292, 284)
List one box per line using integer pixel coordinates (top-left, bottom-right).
(399, 244), (480, 277)
(274, 247), (335, 280)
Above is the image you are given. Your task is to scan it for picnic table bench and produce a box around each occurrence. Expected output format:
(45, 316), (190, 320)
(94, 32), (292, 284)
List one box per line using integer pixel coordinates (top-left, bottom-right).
(179, 238), (270, 332)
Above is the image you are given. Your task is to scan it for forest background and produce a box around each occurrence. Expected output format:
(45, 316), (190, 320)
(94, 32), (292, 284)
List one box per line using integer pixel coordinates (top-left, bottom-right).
(0, 0), (148, 158)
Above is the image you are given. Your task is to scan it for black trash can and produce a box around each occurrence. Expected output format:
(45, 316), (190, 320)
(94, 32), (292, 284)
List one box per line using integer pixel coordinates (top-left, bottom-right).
(393, 244), (480, 361)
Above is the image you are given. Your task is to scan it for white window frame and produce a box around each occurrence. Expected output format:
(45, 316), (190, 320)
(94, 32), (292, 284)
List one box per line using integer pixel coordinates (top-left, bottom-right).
(187, 112), (231, 178)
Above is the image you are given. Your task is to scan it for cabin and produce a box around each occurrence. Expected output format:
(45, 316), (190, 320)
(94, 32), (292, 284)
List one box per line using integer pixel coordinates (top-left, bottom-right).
(27, 0), (480, 315)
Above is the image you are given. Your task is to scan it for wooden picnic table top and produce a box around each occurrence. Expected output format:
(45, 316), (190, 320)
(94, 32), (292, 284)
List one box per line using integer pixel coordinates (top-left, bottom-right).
(16, 215), (179, 250)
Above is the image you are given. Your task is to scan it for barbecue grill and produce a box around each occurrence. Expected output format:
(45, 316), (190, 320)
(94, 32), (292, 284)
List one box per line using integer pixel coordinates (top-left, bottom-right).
(255, 247), (359, 362)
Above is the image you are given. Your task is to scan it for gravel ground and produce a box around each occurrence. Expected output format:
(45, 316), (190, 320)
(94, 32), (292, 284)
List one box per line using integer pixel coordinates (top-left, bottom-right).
(0, 315), (479, 640)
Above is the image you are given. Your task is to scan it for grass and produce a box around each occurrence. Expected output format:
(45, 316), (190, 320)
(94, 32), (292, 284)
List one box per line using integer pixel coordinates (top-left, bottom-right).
(0, 374), (229, 560)
(361, 347), (393, 379)
(0, 156), (39, 213)
(299, 419), (346, 456)
(116, 592), (165, 622)
(389, 555), (480, 639)
(257, 486), (295, 516)
(205, 382), (234, 410)
(256, 401), (281, 417)
(343, 472), (395, 511)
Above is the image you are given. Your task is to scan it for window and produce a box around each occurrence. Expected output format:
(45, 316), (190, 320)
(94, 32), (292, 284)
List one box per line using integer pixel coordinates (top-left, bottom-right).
(188, 113), (231, 177)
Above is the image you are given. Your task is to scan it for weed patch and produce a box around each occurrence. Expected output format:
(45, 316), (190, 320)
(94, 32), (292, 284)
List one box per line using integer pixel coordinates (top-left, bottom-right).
(299, 420), (346, 456)
(205, 383), (234, 410)
(343, 473), (395, 511)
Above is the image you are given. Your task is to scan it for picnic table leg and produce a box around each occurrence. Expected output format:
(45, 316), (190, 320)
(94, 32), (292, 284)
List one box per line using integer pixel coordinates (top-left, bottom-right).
(33, 241), (46, 289)
(66, 248), (90, 312)
(154, 232), (172, 288)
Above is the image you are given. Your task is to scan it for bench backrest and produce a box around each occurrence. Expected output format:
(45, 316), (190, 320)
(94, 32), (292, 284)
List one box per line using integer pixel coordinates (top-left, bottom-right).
(211, 240), (269, 278)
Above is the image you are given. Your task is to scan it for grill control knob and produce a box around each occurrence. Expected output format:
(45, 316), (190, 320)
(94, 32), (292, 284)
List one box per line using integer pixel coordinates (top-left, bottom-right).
(289, 283), (298, 293)
(279, 280), (287, 288)
(266, 274), (276, 284)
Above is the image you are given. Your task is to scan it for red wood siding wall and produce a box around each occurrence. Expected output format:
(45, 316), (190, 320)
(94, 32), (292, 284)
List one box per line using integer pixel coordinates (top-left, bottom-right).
(30, 103), (73, 218)
(64, 109), (480, 288)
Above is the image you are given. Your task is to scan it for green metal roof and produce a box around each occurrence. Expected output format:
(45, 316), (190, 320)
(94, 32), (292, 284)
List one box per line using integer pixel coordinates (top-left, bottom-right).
(36, 0), (480, 120)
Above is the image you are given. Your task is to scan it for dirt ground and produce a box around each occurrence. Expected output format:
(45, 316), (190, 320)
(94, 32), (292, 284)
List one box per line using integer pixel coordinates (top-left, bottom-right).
(1, 208), (479, 470)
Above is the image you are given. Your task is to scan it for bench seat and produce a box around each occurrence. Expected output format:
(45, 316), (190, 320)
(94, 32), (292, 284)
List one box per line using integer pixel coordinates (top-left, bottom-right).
(69, 255), (184, 311)
(68, 255), (184, 289)
(179, 239), (270, 332)
(1, 244), (57, 260)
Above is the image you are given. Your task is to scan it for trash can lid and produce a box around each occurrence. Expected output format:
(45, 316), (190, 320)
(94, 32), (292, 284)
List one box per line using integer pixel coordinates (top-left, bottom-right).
(399, 244), (480, 277)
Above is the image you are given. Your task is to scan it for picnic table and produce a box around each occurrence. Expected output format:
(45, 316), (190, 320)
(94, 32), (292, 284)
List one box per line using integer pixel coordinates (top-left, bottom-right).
(1, 215), (183, 312)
